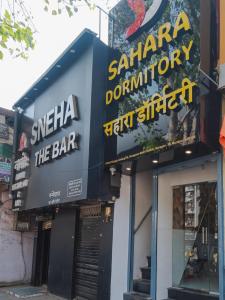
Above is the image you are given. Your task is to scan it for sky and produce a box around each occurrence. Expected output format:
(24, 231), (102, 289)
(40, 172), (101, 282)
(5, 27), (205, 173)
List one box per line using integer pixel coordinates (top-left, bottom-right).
(0, 0), (119, 110)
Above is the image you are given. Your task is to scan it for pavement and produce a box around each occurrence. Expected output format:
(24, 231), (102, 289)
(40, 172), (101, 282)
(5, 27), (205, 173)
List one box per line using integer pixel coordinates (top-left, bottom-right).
(0, 286), (65, 300)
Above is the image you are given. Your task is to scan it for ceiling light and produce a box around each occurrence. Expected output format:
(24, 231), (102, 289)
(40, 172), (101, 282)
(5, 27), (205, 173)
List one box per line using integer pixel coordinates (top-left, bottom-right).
(126, 167), (132, 171)
(152, 159), (159, 164)
(185, 150), (192, 155)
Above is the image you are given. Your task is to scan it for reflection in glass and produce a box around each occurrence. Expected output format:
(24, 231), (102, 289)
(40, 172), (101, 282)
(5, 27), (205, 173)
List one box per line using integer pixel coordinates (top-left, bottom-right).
(172, 182), (218, 293)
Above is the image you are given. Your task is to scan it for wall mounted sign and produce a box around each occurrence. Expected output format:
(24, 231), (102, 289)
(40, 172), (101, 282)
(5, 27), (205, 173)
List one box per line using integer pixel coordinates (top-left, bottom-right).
(31, 94), (80, 167)
(125, 0), (166, 39)
(12, 35), (110, 210)
(16, 222), (30, 231)
(106, 0), (201, 164)
(0, 123), (9, 140)
(48, 190), (61, 206)
(18, 132), (29, 152)
(67, 178), (82, 198)
(12, 151), (30, 209)
(0, 159), (11, 183)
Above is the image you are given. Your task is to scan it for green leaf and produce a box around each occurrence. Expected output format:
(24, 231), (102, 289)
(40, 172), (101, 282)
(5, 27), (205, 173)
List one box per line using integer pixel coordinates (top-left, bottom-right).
(65, 6), (73, 17)
(0, 41), (7, 48)
(52, 10), (57, 15)
(4, 10), (11, 21)
(0, 50), (3, 59)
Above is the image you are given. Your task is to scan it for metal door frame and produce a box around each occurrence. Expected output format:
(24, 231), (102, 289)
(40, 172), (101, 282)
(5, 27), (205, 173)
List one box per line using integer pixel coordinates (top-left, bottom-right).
(150, 154), (224, 300)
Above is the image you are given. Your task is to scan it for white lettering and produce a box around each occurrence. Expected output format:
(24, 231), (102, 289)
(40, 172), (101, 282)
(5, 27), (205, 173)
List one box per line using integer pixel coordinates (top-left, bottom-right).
(30, 95), (79, 145)
(45, 109), (54, 136)
(52, 141), (60, 159)
(54, 101), (65, 131)
(37, 116), (46, 142)
(31, 122), (38, 145)
(64, 95), (79, 125)
(34, 131), (79, 167)
(59, 137), (67, 156)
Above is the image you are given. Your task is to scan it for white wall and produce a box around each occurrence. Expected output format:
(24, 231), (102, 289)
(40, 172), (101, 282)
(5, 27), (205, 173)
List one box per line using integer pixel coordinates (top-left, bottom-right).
(0, 189), (35, 284)
(110, 175), (131, 300)
(133, 171), (152, 279)
(157, 161), (217, 300)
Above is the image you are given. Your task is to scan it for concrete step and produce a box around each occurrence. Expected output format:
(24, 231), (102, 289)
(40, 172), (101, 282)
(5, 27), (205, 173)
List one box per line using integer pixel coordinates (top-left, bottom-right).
(133, 279), (150, 294)
(124, 291), (152, 300)
(140, 266), (151, 280)
(168, 288), (219, 300)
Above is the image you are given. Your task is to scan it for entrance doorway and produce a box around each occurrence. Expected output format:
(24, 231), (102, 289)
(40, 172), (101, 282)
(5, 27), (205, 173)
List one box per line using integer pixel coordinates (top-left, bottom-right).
(132, 171), (152, 295)
(32, 221), (52, 286)
(125, 171), (152, 298)
(156, 160), (219, 300)
(41, 228), (51, 285)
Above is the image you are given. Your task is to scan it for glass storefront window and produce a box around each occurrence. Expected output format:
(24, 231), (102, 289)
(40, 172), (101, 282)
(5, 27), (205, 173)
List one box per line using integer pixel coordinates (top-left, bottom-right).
(172, 182), (218, 293)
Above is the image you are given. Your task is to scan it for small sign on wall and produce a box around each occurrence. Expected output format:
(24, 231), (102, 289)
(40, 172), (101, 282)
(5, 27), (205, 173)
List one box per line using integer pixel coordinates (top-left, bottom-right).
(67, 178), (82, 197)
(0, 123), (9, 140)
(0, 159), (11, 183)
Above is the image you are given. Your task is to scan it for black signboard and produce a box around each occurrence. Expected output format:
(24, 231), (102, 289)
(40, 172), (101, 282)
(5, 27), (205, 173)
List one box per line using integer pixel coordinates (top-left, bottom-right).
(12, 33), (109, 210)
(104, 0), (220, 164)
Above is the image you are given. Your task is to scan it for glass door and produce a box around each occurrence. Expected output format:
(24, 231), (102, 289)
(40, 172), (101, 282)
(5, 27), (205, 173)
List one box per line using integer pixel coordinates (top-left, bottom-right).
(172, 182), (219, 293)
(156, 160), (218, 300)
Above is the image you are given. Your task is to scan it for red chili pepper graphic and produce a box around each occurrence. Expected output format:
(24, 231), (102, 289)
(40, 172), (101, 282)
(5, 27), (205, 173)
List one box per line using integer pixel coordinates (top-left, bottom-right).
(126, 0), (146, 39)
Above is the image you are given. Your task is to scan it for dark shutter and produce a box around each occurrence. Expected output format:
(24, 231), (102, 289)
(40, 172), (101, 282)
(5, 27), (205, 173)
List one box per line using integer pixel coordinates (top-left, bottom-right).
(74, 205), (102, 300)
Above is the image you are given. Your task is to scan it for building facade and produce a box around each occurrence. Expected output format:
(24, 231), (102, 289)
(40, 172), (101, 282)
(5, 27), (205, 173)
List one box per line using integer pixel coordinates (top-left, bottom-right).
(106, 1), (223, 300)
(0, 108), (34, 286)
(10, 1), (225, 300)
(12, 31), (115, 300)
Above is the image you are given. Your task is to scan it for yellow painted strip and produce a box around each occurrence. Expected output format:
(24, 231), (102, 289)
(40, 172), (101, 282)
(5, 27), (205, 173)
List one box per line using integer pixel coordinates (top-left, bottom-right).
(220, 0), (225, 64)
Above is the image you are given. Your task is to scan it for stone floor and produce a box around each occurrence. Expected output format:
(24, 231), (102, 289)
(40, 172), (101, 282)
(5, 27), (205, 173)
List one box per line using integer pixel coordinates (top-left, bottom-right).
(0, 286), (65, 300)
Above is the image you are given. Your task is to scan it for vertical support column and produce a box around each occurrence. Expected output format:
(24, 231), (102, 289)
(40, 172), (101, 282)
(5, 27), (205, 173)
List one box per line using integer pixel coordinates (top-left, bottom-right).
(127, 171), (136, 292)
(151, 170), (158, 300)
(217, 153), (225, 300)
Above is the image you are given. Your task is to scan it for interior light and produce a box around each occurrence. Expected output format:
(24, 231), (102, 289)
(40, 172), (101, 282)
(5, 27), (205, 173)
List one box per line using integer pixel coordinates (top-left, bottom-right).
(126, 167), (132, 171)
